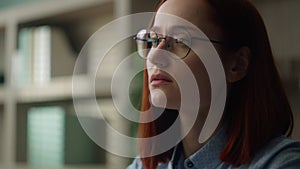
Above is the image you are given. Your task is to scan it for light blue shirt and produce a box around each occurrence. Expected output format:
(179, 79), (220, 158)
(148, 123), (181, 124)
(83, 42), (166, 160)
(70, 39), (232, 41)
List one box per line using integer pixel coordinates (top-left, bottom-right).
(127, 127), (300, 169)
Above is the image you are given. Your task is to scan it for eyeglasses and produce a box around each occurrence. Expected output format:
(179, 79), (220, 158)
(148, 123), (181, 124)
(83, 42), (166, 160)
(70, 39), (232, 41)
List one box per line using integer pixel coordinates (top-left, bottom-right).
(134, 29), (224, 59)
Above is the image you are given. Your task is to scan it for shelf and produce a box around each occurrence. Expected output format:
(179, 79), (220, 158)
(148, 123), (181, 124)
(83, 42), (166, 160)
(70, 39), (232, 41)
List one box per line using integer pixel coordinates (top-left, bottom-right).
(0, 26), (5, 86)
(16, 75), (111, 103)
(0, 0), (151, 168)
(16, 164), (106, 169)
(0, 105), (3, 163)
(0, 0), (113, 25)
(0, 86), (5, 103)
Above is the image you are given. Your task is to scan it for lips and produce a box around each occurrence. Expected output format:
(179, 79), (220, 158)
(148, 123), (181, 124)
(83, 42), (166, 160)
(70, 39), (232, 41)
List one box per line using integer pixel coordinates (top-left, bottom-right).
(150, 73), (172, 86)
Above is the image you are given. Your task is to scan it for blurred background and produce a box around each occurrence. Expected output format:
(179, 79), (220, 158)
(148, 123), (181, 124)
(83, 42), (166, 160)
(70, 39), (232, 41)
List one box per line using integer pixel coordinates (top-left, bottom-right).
(0, 0), (299, 169)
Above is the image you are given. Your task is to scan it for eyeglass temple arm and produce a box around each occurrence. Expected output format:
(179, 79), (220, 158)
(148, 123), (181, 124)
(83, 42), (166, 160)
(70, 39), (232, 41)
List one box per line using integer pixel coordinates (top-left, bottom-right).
(193, 37), (224, 44)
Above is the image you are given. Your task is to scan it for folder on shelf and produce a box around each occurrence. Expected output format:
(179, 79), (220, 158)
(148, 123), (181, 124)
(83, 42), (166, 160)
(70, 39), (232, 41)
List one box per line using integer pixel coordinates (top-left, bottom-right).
(26, 105), (106, 166)
(14, 25), (76, 88)
(27, 106), (65, 166)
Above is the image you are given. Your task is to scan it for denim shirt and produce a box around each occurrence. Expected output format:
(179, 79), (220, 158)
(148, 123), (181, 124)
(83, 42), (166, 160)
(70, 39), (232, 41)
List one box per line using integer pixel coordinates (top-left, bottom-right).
(127, 127), (300, 169)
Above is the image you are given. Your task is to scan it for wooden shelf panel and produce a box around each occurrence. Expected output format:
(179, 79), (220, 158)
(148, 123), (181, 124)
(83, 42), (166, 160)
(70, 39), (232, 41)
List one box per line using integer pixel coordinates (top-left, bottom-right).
(16, 164), (106, 169)
(17, 75), (111, 103)
(0, 0), (113, 25)
(0, 0), (140, 168)
(0, 86), (6, 103)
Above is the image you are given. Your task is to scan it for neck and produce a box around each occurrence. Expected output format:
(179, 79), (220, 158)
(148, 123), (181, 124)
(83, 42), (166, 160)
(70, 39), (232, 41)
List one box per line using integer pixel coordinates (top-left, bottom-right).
(182, 128), (205, 157)
(180, 110), (224, 158)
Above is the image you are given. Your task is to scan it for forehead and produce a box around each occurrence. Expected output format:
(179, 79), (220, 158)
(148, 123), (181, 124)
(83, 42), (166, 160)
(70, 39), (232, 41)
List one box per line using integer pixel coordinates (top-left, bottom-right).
(154, 0), (221, 38)
(158, 0), (207, 24)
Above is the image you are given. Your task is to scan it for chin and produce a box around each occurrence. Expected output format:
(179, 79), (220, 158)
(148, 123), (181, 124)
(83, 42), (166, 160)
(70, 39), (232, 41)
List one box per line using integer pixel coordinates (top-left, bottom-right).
(150, 92), (179, 110)
(150, 90), (167, 108)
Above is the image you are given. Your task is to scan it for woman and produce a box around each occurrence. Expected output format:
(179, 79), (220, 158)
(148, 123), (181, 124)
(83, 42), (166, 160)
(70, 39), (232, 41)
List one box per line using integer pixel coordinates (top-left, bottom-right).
(128, 0), (300, 168)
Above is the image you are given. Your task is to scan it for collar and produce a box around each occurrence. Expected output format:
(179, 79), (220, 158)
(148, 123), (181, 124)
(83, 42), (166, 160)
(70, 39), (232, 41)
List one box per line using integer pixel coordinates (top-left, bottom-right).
(170, 126), (228, 169)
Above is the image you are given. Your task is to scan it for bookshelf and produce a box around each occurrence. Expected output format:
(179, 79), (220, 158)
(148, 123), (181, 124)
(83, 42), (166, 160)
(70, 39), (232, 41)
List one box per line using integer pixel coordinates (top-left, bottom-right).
(0, 0), (157, 168)
(0, 104), (3, 163)
(0, 27), (4, 87)
(0, 0), (298, 169)
(16, 75), (111, 103)
(0, 87), (5, 103)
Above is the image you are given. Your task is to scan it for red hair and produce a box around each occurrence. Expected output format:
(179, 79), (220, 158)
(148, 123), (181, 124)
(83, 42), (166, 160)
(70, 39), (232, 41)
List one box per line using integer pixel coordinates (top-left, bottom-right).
(137, 0), (294, 168)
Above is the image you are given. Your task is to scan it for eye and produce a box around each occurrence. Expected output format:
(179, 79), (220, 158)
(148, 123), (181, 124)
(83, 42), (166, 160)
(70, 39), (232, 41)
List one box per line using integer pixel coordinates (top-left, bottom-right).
(149, 37), (159, 47)
(149, 31), (160, 47)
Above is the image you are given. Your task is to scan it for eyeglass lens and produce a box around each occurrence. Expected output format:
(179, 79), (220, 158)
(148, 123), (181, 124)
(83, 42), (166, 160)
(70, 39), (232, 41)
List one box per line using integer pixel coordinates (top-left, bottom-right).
(135, 29), (191, 59)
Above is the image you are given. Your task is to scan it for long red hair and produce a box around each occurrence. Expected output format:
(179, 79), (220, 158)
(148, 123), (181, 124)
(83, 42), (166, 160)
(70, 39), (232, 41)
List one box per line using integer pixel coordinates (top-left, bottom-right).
(137, 0), (294, 168)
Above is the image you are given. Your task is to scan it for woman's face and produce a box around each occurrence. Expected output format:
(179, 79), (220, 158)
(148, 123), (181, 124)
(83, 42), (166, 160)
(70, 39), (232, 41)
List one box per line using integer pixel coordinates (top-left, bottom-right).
(147, 0), (226, 110)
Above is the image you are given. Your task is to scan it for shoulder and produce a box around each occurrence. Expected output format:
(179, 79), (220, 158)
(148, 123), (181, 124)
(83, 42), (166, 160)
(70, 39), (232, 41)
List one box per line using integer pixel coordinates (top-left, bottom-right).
(127, 157), (144, 169)
(126, 156), (170, 169)
(249, 136), (300, 169)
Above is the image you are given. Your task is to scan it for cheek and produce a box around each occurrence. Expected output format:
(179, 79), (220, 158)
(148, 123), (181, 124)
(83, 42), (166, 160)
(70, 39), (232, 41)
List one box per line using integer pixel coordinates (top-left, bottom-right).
(185, 56), (211, 105)
(215, 47), (235, 82)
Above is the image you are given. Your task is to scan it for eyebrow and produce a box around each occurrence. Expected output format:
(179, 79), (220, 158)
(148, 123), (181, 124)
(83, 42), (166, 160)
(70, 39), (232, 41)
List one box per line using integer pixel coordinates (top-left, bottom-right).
(151, 25), (225, 45)
(150, 25), (196, 33)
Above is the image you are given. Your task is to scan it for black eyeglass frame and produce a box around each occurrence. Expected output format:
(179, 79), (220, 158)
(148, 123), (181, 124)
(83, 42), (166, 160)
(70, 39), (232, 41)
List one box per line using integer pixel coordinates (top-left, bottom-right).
(133, 30), (225, 59)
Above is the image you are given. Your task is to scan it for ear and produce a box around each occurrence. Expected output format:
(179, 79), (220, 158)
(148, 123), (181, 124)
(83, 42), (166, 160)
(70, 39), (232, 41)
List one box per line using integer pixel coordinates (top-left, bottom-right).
(226, 46), (251, 83)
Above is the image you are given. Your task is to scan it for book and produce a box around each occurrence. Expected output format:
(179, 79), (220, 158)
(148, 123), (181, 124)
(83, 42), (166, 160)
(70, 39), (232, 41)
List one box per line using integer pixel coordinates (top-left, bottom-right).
(15, 25), (77, 88)
(0, 30), (4, 84)
(32, 26), (51, 85)
(27, 106), (65, 166)
(26, 105), (106, 166)
(13, 27), (33, 87)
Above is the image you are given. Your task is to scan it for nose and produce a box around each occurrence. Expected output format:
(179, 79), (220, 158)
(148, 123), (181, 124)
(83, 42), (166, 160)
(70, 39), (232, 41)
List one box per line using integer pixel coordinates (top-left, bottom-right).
(147, 40), (170, 68)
